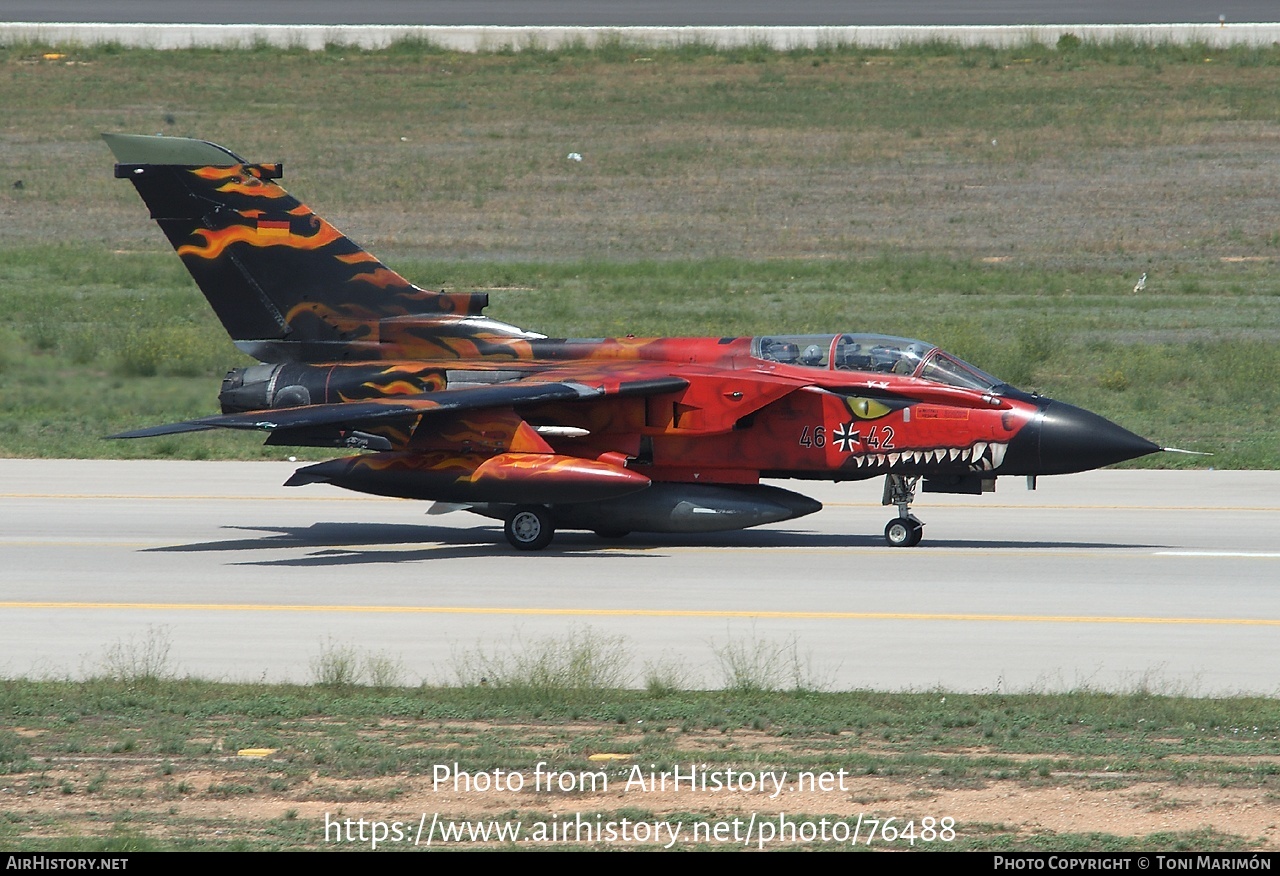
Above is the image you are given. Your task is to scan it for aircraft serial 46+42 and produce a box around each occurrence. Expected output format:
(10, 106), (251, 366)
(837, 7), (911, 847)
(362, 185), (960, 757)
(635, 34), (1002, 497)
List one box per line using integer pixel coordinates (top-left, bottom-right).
(105, 133), (1165, 550)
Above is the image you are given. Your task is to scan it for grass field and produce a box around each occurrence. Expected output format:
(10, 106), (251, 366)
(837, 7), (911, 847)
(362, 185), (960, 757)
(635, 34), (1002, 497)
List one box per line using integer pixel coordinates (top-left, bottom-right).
(1, 674), (1278, 850)
(1, 40), (1278, 464)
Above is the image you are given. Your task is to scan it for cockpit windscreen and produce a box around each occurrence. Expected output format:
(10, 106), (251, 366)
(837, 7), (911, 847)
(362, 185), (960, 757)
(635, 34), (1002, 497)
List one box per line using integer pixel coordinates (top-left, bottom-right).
(752, 333), (1003, 391)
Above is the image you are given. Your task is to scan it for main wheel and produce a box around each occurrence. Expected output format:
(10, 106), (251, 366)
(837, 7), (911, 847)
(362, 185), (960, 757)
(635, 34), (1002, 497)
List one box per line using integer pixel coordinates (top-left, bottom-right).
(505, 505), (554, 551)
(884, 518), (922, 548)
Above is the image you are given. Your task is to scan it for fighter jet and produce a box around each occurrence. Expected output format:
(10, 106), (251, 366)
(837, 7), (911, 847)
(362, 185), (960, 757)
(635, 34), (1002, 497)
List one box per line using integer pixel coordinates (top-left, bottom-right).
(105, 134), (1161, 549)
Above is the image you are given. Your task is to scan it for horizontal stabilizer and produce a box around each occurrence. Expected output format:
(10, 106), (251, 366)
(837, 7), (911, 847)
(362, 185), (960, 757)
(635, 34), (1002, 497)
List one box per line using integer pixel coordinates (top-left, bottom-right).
(109, 421), (219, 439)
(103, 132), (245, 166)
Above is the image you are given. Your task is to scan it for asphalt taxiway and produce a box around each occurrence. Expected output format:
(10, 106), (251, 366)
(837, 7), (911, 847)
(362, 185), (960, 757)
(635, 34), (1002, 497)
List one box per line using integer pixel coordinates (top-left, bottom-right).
(2, 460), (1276, 694)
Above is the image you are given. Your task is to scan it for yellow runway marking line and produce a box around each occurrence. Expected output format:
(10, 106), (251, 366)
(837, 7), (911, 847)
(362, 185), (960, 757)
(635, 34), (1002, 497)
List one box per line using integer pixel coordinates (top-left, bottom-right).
(2, 602), (1277, 626)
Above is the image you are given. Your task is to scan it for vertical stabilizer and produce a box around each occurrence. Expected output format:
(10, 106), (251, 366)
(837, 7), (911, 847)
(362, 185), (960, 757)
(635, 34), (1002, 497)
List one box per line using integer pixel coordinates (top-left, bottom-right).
(105, 133), (491, 362)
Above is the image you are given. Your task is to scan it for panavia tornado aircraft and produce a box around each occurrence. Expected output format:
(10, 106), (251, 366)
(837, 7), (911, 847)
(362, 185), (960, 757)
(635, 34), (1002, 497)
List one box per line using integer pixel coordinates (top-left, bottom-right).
(105, 133), (1163, 550)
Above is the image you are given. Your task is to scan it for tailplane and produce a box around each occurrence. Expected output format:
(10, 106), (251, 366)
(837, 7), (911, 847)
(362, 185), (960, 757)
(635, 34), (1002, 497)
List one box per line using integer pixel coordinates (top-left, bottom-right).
(105, 133), (510, 362)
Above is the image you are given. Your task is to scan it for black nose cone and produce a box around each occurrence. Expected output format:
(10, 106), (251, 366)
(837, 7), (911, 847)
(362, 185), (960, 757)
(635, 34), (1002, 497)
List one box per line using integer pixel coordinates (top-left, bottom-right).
(1004, 400), (1160, 475)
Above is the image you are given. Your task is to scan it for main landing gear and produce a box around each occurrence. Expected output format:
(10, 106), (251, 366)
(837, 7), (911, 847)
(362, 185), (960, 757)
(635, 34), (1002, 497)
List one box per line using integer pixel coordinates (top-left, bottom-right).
(882, 475), (924, 547)
(504, 504), (555, 551)
(503, 480), (929, 550)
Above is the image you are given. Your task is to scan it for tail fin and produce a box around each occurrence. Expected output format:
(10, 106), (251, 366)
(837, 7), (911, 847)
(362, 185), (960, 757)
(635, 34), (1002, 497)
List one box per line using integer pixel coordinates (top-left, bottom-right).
(105, 133), (494, 362)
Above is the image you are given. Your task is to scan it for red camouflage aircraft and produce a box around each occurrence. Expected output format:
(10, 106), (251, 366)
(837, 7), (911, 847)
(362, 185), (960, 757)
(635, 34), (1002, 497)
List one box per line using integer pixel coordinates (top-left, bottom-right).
(105, 133), (1163, 550)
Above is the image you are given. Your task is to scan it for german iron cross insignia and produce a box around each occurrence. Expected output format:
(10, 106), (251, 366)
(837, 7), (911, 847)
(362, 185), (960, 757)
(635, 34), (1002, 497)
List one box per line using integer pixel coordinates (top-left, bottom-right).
(832, 422), (861, 453)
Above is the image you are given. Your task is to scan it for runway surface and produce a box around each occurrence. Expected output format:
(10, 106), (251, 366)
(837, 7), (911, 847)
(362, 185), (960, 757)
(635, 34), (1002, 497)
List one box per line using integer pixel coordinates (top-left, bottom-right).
(4, 1), (1276, 26)
(2, 460), (1277, 694)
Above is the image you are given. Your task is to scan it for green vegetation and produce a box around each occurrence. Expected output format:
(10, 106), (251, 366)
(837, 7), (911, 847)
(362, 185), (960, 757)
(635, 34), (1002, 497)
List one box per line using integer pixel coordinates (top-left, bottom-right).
(0, 675), (1277, 849)
(98, 625), (177, 684)
(0, 40), (1277, 464)
(310, 637), (407, 688)
(452, 627), (633, 691)
(0, 625), (1269, 849)
(1, 249), (1272, 463)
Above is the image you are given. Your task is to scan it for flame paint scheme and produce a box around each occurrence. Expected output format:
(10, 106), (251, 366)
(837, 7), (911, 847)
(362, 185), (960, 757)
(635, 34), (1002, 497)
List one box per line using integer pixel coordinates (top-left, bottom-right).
(105, 134), (1162, 549)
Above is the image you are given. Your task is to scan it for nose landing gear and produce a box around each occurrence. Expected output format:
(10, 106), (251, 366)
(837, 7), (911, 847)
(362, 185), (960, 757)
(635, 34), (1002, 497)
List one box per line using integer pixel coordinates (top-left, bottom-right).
(883, 475), (924, 547)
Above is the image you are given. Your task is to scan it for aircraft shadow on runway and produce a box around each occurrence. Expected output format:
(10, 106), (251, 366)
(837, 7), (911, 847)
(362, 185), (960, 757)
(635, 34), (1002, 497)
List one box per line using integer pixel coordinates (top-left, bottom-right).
(143, 522), (1161, 566)
(146, 522), (656, 564)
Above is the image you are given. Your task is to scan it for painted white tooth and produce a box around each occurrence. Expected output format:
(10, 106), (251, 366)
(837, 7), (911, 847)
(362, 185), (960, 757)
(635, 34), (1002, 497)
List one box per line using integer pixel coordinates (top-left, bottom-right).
(874, 454), (885, 466)
(854, 456), (864, 468)
(990, 442), (1007, 468)
(889, 453), (901, 466)
(973, 442), (988, 460)
(949, 447), (961, 461)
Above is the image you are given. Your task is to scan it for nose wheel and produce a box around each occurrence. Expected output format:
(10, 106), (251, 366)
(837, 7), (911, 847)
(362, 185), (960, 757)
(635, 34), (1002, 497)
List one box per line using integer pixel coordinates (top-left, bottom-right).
(883, 475), (924, 547)
(884, 516), (924, 547)
(504, 504), (555, 551)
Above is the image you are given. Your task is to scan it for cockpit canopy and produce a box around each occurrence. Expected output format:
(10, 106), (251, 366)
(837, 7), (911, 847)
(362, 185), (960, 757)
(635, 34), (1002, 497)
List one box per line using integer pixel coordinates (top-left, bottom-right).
(752, 333), (1005, 391)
